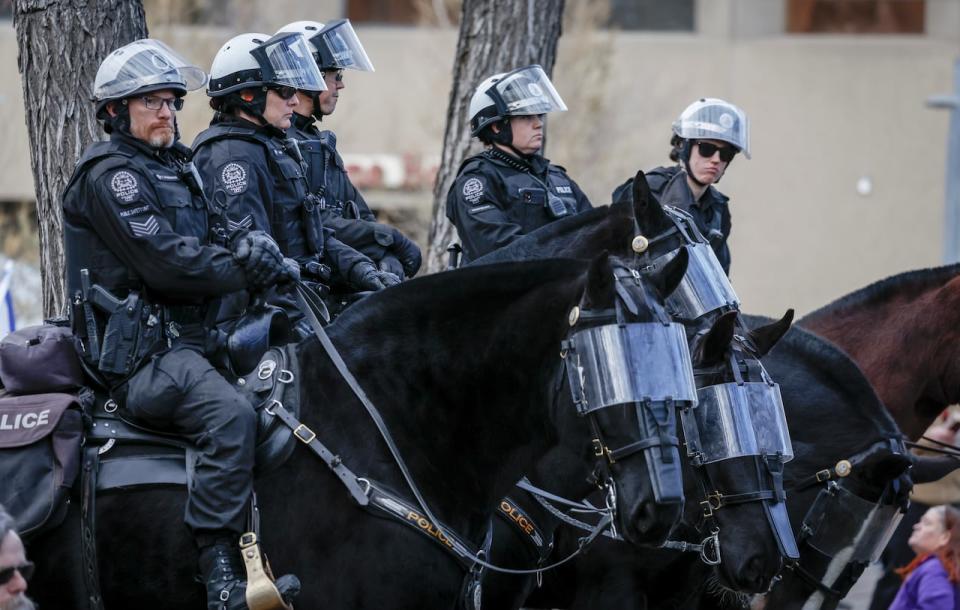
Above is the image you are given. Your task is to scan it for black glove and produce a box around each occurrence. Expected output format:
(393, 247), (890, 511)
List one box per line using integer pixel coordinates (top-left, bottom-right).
(233, 231), (285, 289)
(378, 254), (405, 279)
(389, 229), (422, 278)
(348, 261), (401, 291)
(280, 258), (301, 283)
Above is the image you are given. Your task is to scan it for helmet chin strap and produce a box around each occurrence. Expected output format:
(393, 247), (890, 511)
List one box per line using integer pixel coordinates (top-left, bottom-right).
(310, 91), (325, 121)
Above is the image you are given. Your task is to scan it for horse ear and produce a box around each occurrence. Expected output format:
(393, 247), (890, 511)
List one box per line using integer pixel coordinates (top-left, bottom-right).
(698, 310), (739, 366)
(651, 247), (688, 299)
(746, 309), (795, 357)
(632, 169), (652, 210)
(583, 252), (615, 309)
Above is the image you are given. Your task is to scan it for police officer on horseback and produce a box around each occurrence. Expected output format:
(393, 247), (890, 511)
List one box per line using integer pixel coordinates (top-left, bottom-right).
(274, 20), (422, 281)
(446, 65), (592, 263)
(612, 98), (750, 275)
(62, 39), (300, 609)
(192, 32), (399, 313)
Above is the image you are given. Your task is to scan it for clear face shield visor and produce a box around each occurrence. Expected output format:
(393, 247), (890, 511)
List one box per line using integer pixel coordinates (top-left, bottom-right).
(803, 484), (904, 564)
(252, 33), (326, 92)
(673, 100), (751, 159)
(312, 19), (375, 72)
(565, 322), (698, 414)
(94, 39), (208, 101)
(652, 244), (739, 320)
(681, 382), (793, 465)
(487, 65), (567, 117)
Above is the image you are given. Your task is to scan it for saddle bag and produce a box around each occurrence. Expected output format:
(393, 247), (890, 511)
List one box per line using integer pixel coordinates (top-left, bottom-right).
(0, 391), (84, 536)
(0, 324), (85, 395)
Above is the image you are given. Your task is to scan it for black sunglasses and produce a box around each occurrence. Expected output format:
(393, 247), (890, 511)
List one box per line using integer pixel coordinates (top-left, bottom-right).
(695, 141), (737, 163)
(0, 561), (34, 586)
(268, 85), (298, 100)
(323, 70), (344, 83)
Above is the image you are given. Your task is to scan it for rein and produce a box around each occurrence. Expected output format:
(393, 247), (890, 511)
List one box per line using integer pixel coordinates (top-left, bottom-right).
(286, 283), (619, 578)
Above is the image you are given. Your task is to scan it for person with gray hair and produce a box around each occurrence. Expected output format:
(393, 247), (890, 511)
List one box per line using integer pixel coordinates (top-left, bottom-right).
(0, 504), (34, 610)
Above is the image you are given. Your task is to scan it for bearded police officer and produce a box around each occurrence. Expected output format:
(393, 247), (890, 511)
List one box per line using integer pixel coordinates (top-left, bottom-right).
(192, 32), (398, 313)
(446, 65), (592, 263)
(275, 20), (422, 281)
(612, 98), (750, 275)
(62, 39), (300, 609)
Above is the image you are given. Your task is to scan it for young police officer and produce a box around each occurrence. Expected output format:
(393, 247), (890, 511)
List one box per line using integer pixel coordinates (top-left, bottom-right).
(612, 98), (750, 275)
(193, 32), (399, 309)
(62, 39), (299, 609)
(275, 20), (422, 280)
(446, 65), (592, 263)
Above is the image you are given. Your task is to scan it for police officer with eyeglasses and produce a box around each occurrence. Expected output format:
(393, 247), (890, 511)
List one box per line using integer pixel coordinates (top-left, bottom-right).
(61, 39), (300, 609)
(612, 98), (751, 275)
(0, 503), (34, 610)
(274, 20), (422, 282)
(445, 65), (592, 264)
(192, 31), (399, 318)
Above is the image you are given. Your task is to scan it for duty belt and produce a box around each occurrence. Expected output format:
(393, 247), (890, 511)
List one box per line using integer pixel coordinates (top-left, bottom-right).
(164, 304), (207, 325)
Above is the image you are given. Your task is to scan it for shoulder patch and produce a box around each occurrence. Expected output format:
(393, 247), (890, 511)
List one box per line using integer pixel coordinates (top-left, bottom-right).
(219, 162), (248, 195)
(462, 177), (484, 204)
(109, 170), (140, 204)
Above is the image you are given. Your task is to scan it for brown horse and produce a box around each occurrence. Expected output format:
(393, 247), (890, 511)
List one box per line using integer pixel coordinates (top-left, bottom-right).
(799, 264), (960, 440)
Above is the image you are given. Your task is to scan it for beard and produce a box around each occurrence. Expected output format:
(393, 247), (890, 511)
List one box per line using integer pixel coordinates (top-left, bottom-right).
(0, 594), (36, 610)
(147, 127), (175, 149)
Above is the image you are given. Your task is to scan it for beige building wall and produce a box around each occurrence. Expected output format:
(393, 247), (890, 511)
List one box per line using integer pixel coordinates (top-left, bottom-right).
(1, 0), (958, 319)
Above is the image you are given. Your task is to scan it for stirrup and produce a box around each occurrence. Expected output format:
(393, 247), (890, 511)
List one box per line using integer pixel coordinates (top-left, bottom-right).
(239, 532), (292, 610)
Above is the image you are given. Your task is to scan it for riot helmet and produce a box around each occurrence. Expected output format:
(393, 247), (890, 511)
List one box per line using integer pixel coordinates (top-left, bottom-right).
(277, 20), (374, 72)
(93, 39), (207, 120)
(468, 65), (566, 148)
(672, 98), (750, 159)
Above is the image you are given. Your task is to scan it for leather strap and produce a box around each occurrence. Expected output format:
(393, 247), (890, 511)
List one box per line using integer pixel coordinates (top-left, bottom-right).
(81, 445), (106, 610)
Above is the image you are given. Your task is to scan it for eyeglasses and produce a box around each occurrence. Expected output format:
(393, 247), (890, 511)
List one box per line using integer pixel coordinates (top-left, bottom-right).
(268, 85), (299, 100)
(140, 95), (184, 112)
(0, 562), (34, 586)
(323, 70), (344, 83)
(695, 141), (737, 163)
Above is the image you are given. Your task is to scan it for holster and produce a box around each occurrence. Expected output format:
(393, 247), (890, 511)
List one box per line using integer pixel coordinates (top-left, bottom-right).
(88, 287), (164, 377)
(300, 194), (325, 256)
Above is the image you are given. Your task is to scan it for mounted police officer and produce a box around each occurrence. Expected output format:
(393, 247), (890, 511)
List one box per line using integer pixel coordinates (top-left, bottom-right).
(192, 32), (398, 315)
(612, 98), (750, 275)
(62, 39), (300, 609)
(275, 20), (422, 281)
(445, 65), (592, 263)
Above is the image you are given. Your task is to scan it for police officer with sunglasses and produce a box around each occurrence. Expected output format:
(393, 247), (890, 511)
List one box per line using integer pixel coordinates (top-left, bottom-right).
(613, 98), (750, 275)
(274, 20), (423, 283)
(0, 504), (33, 610)
(193, 32), (398, 315)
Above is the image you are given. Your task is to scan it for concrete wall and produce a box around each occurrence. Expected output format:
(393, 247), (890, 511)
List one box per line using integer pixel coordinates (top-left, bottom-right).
(2, 0), (959, 319)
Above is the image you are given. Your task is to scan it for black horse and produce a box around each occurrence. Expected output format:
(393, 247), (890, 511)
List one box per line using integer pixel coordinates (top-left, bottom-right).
(26, 253), (698, 609)
(469, 174), (797, 605)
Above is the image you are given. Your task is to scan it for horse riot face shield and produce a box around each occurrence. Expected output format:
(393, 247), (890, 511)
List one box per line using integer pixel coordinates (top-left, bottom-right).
(651, 243), (739, 320)
(797, 483), (904, 603)
(564, 321), (697, 505)
(681, 377), (800, 560)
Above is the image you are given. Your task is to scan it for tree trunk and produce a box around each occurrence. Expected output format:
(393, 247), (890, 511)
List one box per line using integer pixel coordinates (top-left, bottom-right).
(426, 0), (565, 273)
(13, 0), (147, 318)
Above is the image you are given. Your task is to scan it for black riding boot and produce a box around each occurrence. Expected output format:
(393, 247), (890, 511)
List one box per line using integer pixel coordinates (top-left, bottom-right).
(199, 539), (301, 610)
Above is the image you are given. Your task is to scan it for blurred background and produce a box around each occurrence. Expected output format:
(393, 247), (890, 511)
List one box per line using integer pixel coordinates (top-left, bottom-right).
(0, 0), (957, 328)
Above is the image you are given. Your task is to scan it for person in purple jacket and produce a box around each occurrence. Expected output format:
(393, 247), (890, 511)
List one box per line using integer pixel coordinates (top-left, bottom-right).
(890, 505), (960, 610)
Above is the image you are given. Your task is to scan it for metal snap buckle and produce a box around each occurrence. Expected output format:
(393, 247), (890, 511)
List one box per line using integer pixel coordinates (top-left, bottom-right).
(815, 468), (831, 482)
(265, 400), (281, 416)
(278, 369), (295, 384)
(104, 399), (118, 413)
(257, 359), (277, 380)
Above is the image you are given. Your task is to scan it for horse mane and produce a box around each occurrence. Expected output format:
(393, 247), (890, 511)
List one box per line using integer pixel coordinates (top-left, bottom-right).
(742, 314), (900, 439)
(330, 257), (590, 335)
(472, 204), (625, 264)
(801, 263), (960, 324)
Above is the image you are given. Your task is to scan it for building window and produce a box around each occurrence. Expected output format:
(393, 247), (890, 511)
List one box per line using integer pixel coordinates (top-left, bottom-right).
(787, 0), (925, 34)
(348, 0), (461, 26)
(607, 0), (695, 31)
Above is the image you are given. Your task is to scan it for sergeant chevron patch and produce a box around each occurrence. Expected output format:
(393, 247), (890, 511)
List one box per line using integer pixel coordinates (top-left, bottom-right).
(227, 215), (253, 232)
(128, 215), (160, 237)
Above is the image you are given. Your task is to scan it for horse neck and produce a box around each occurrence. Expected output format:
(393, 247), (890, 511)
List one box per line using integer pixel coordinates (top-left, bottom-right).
(801, 278), (960, 439)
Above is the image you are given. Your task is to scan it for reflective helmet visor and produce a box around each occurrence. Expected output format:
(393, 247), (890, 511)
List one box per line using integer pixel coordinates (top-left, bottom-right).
(487, 65), (567, 117)
(94, 39), (207, 102)
(251, 33), (326, 92)
(311, 19), (374, 72)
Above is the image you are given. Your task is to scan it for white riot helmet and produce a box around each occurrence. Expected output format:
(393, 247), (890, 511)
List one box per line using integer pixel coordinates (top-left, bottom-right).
(276, 19), (374, 72)
(207, 32), (326, 97)
(93, 39), (207, 118)
(672, 98), (751, 159)
(468, 65), (567, 140)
